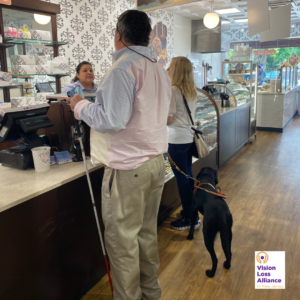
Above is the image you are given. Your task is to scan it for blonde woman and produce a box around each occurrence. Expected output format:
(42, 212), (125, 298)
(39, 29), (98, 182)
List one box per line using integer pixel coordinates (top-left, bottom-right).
(167, 56), (200, 231)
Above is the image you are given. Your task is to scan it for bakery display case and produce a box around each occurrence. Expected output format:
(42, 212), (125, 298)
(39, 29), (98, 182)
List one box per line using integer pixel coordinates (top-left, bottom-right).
(222, 61), (257, 137)
(212, 83), (251, 107)
(0, 5), (67, 102)
(165, 88), (219, 183)
(194, 88), (218, 151)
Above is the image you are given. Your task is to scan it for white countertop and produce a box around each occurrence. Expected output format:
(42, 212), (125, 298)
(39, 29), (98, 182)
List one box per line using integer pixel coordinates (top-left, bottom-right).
(258, 92), (285, 96)
(217, 103), (251, 116)
(218, 106), (238, 115)
(0, 158), (104, 213)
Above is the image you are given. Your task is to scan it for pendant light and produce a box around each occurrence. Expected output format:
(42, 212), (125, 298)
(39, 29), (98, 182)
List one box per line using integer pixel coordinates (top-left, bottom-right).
(34, 14), (51, 25)
(203, 1), (220, 29)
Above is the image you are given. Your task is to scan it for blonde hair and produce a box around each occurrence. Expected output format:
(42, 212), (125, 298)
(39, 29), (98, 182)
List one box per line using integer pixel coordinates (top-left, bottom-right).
(170, 56), (197, 101)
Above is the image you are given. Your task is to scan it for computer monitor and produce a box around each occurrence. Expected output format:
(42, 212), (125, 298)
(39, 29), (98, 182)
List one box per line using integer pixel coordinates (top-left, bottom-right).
(0, 103), (53, 169)
(0, 103), (52, 145)
(36, 82), (55, 93)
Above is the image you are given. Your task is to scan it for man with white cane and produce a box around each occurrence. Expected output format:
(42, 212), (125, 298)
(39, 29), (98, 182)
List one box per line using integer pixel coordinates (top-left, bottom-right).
(67, 10), (171, 300)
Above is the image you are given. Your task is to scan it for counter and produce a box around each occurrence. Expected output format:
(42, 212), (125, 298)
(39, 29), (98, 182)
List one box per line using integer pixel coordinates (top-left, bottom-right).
(0, 158), (103, 213)
(0, 152), (211, 300)
(219, 102), (252, 167)
(257, 87), (299, 132)
(217, 105), (241, 116)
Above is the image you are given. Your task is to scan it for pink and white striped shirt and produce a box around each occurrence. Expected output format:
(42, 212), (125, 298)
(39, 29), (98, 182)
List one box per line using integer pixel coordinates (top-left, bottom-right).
(74, 46), (171, 170)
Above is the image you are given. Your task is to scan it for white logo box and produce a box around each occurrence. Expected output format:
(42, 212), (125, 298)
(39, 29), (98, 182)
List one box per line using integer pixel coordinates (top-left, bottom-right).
(255, 251), (285, 289)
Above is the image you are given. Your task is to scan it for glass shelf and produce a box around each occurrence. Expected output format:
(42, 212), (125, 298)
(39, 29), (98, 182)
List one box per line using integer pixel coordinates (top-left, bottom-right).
(0, 43), (15, 48)
(0, 84), (22, 88)
(226, 73), (251, 76)
(4, 38), (68, 46)
(12, 74), (69, 77)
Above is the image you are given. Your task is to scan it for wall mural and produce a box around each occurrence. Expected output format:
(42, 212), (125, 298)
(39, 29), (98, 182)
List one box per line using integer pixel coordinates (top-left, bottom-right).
(40, 0), (174, 88)
(150, 21), (168, 68)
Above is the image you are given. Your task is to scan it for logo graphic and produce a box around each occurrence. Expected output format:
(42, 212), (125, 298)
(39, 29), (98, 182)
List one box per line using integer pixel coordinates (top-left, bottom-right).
(256, 252), (269, 264)
(255, 251), (285, 289)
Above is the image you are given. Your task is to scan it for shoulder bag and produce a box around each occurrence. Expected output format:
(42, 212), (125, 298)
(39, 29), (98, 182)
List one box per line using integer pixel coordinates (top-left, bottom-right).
(181, 91), (210, 159)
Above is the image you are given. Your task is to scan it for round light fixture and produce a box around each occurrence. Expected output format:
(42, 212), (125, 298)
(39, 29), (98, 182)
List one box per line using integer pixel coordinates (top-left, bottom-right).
(34, 14), (51, 25)
(204, 13), (220, 29)
(203, 1), (220, 29)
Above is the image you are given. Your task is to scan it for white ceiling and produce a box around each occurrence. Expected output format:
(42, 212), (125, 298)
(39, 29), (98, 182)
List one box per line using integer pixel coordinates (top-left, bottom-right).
(163, 0), (300, 28)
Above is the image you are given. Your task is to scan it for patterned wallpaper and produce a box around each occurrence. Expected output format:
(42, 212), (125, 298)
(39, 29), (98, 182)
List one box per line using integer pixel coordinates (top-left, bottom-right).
(41, 0), (174, 87)
(230, 23), (300, 43)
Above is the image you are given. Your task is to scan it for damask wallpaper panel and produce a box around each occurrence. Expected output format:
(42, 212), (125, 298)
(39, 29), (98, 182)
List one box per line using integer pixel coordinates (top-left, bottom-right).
(230, 23), (300, 43)
(41, 0), (174, 87)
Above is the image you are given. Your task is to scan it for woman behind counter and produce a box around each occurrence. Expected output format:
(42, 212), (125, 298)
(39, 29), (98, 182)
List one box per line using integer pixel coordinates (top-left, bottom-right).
(62, 61), (98, 94)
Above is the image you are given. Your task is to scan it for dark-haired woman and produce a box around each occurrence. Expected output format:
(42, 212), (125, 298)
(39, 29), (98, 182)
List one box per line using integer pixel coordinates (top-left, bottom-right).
(62, 61), (98, 94)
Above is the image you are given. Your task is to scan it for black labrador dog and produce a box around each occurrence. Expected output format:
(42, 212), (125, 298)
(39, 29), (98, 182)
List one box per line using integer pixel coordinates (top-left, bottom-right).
(187, 167), (233, 278)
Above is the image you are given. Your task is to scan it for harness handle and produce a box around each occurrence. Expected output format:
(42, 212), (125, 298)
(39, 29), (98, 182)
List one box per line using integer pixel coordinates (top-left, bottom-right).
(167, 153), (227, 200)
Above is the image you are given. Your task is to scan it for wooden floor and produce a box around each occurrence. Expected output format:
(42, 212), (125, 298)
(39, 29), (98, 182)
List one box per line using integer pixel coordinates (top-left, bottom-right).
(82, 117), (300, 300)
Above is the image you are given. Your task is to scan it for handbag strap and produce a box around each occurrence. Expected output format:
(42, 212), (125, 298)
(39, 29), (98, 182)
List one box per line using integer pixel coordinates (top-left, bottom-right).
(179, 88), (195, 126)
(179, 88), (202, 138)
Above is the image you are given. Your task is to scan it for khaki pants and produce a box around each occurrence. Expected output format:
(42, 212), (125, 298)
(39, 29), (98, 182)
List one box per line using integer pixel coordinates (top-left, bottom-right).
(102, 155), (165, 300)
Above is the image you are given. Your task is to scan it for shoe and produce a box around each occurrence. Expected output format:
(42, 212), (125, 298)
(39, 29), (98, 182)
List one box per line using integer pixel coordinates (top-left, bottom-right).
(171, 217), (200, 231)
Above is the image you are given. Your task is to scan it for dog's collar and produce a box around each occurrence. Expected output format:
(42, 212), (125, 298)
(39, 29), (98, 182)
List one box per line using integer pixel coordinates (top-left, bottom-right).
(194, 181), (227, 200)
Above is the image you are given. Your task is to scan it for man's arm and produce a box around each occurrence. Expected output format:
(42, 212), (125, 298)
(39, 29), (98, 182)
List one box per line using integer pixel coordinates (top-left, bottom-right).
(74, 68), (136, 134)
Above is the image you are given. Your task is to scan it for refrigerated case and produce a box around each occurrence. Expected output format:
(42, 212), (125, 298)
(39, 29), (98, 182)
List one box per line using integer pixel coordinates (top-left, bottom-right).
(164, 88), (220, 182)
(279, 64), (299, 93)
(222, 61), (258, 138)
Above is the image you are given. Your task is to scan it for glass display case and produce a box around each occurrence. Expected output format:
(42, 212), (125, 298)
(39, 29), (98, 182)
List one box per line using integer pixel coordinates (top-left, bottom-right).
(164, 88), (219, 183)
(212, 83), (251, 107)
(279, 64), (298, 93)
(0, 6), (67, 102)
(221, 61), (257, 137)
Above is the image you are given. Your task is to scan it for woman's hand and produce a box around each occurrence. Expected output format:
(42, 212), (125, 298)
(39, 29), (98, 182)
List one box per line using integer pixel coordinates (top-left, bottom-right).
(66, 94), (84, 111)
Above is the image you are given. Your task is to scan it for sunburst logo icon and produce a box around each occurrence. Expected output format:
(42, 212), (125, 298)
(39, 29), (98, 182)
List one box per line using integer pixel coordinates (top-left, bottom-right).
(256, 252), (269, 264)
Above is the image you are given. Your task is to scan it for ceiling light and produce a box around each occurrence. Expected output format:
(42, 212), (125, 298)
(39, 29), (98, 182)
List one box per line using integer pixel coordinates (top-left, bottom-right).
(34, 14), (51, 25)
(235, 19), (248, 23)
(203, 1), (220, 29)
(222, 20), (231, 24)
(215, 8), (240, 14)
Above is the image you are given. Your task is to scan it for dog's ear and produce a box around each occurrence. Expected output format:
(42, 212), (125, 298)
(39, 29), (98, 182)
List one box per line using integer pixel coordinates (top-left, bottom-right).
(214, 170), (219, 185)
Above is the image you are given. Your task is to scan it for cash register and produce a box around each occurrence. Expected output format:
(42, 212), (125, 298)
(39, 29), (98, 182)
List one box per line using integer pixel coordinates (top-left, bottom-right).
(0, 103), (53, 169)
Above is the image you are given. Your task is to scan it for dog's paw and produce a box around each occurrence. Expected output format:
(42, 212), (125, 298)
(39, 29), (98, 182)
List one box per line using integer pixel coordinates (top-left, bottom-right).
(187, 234), (194, 240)
(223, 261), (231, 269)
(206, 270), (215, 278)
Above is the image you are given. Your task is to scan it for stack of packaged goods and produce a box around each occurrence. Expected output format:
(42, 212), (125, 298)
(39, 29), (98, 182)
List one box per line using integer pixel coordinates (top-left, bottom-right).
(10, 55), (50, 75)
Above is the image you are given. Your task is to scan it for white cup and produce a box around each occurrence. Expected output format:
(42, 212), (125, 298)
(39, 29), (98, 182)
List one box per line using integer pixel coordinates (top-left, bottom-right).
(31, 146), (51, 172)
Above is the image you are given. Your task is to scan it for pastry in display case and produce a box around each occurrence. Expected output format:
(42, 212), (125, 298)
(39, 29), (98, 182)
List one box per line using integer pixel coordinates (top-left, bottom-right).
(225, 83), (251, 107)
(222, 61), (255, 90)
(204, 82), (251, 108)
(164, 88), (219, 183)
(222, 60), (257, 137)
(0, 7), (68, 102)
(194, 88), (218, 151)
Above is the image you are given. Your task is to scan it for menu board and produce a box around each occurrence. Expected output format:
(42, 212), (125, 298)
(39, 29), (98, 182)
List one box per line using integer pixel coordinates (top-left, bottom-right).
(0, 0), (11, 5)
(254, 50), (276, 56)
(136, 0), (199, 12)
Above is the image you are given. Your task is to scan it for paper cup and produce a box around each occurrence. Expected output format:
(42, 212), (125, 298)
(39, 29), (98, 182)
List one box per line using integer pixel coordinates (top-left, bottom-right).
(31, 146), (51, 172)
